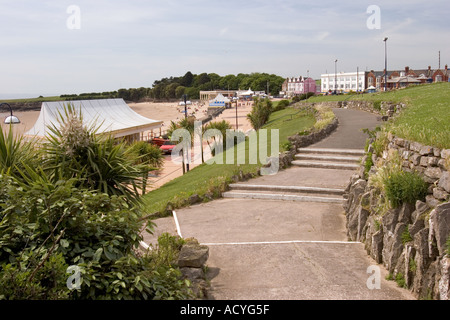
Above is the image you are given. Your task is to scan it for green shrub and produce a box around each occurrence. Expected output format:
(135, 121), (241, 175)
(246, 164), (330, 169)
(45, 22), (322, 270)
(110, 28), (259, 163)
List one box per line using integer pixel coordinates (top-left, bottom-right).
(364, 152), (374, 179)
(383, 170), (428, 208)
(401, 229), (413, 244)
(395, 273), (407, 288)
(447, 235), (450, 256)
(373, 101), (382, 111)
(247, 98), (273, 130)
(273, 99), (290, 111)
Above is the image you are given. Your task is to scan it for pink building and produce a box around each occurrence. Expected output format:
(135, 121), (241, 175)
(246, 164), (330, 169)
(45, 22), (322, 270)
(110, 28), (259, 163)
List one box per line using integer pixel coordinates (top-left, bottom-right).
(281, 76), (317, 97)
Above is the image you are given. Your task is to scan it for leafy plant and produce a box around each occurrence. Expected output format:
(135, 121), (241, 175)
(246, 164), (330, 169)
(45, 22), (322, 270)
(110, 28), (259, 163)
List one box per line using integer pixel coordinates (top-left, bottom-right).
(446, 235), (450, 256)
(42, 104), (143, 204)
(383, 170), (428, 208)
(395, 272), (407, 288)
(401, 229), (413, 245)
(0, 125), (38, 178)
(364, 152), (374, 180)
(126, 141), (164, 194)
(247, 97), (273, 130)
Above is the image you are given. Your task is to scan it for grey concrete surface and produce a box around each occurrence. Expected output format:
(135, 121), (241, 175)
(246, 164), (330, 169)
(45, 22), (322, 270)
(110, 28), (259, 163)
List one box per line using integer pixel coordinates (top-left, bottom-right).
(313, 108), (380, 149)
(141, 109), (416, 300)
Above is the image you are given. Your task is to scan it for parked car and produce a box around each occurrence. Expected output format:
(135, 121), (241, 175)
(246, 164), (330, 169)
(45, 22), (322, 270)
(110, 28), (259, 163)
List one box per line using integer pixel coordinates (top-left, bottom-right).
(149, 137), (166, 147)
(160, 140), (177, 154)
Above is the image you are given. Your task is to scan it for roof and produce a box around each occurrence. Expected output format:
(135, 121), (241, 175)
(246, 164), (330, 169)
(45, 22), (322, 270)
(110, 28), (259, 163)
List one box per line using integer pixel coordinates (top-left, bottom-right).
(25, 98), (163, 139)
(387, 76), (421, 83)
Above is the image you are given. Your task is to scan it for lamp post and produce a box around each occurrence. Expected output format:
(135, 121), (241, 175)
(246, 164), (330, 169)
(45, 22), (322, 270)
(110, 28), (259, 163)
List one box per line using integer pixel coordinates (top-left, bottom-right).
(334, 59), (338, 94)
(1, 102), (20, 124)
(383, 37), (388, 92)
(181, 94), (191, 172)
(235, 94), (238, 130)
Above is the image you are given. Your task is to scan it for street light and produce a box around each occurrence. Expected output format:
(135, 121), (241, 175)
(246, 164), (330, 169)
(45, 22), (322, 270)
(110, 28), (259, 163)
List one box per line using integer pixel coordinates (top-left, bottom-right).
(180, 94), (192, 172)
(334, 59), (338, 94)
(1, 103), (20, 124)
(383, 37), (388, 92)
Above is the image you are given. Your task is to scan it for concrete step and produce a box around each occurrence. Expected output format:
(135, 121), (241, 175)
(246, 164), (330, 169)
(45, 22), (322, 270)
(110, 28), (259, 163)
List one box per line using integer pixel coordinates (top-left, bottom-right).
(222, 191), (344, 204)
(294, 154), (361, 163)
(297, 148), (365, 156)
(228, 184), (344, 196)
(291, 160), (359, 170)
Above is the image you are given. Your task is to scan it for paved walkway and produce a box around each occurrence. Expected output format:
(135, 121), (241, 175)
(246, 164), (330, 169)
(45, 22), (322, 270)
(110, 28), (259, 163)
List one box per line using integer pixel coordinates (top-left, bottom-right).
(142, 108), (416, 300)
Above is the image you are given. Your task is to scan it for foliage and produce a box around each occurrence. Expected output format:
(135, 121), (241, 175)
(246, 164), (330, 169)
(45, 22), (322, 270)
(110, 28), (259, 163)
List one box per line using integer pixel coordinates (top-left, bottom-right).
(0, 171), (193, 300)
(42, 105), (144, 204)
(401, 229), (413, 245)
(364, 152), (374, 180)
(447, 235), (450, 256)
(383, 169), (428, 208)
(126, 141), (164, 194)
(203, 120), (233, 157)
(395, 272), (407, 288)
(0, 126), (38, 178)
(312, 105), (335, 131)
(0, 106), (195, 300)
(247, 97), (273, 130)
(273, 99), (290, 111)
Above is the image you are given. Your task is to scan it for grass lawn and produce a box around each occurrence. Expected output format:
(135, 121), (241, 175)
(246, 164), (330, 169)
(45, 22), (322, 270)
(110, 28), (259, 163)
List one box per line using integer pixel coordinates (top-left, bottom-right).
(308, 82), (450, 149)
(140, 105), (316, 215)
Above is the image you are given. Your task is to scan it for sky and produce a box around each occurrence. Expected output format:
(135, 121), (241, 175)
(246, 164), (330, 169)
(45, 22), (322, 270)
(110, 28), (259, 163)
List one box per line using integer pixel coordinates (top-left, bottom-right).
(0, 0), (449, 98)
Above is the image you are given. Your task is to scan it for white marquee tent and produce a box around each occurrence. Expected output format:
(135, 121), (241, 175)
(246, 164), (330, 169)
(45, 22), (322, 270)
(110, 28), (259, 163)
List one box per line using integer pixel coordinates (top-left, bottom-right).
(209, 93), (231, 107)
(25, 98), (163, 140)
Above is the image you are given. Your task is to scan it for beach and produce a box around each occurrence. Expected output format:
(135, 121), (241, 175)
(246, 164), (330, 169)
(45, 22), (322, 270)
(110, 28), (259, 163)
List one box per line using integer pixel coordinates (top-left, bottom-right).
(0, 99), (256, 191)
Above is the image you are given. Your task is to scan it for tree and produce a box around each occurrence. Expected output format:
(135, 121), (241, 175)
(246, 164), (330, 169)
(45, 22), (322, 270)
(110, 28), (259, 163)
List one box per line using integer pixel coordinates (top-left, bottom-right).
(181, 71), (194, 87)
(175, 85), (186, 99)
(247, 97), (273, 130)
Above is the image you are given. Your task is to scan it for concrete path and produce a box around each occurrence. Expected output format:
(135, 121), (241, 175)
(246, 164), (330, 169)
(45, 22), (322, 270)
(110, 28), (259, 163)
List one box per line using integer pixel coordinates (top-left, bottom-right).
(142, 108), (415, 300)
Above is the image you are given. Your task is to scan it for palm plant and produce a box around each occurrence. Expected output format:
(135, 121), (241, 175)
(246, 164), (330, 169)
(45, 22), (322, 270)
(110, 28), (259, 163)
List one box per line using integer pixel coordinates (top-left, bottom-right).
(42, 104), (143, 204)
(0, 125), (38, 178)
(203, 120), (232, 157)
(247, 97), (273, 130)
(126, 141), (164, 194)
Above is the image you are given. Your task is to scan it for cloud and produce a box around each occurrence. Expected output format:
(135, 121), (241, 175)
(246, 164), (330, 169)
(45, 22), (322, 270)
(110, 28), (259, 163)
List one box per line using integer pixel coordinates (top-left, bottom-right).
(0, 0), (449, 95)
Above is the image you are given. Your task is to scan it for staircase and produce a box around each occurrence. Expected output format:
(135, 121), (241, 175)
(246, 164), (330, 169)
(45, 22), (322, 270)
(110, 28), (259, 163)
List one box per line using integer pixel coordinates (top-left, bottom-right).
(292, 148), (364, 170)
(222, 147), (364, 204)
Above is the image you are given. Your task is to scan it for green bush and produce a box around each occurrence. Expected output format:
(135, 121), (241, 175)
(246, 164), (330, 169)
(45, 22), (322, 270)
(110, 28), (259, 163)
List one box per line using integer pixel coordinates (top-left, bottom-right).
(383, 170), (428, 208)
(364, 152), (374, 180)
(247, 98), (273, 130)
(273, 99), (290, 111)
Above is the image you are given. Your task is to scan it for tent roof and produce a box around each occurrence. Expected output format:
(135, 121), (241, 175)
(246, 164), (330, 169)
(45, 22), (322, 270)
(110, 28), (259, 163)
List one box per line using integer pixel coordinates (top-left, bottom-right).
(209, 93), (230, 103)
(25, 98), (163, 139)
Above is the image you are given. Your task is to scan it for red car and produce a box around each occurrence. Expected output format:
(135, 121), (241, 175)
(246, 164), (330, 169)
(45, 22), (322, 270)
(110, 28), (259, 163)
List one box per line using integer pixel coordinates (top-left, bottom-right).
(160, 140), (177, 154)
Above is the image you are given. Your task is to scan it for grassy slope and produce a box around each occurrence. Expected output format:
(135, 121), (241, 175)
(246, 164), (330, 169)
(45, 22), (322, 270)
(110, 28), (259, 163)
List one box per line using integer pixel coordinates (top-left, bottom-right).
(309, 83), (450, 149)
(2, 96), (61, 103)
(141, 106), (316, 215)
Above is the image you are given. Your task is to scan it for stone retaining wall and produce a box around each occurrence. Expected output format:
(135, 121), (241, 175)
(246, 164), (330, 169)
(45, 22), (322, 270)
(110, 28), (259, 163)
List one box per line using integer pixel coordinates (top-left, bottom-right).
(344, 134), (450, 300)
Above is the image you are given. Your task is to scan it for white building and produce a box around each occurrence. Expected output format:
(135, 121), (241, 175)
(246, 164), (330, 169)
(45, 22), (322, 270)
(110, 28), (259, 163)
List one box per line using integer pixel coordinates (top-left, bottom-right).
(320, 71), (366, 94)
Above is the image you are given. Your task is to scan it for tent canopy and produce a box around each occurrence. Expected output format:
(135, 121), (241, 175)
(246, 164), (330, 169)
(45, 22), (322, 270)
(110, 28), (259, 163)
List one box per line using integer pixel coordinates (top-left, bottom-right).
(209, 93), (231, 106)
(25, 98), (163, 139)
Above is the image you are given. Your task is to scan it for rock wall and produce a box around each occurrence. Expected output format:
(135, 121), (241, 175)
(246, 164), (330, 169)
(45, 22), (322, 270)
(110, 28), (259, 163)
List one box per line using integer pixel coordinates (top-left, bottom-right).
(177, 238), (210, 298)
(344, 135), (450, 300)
